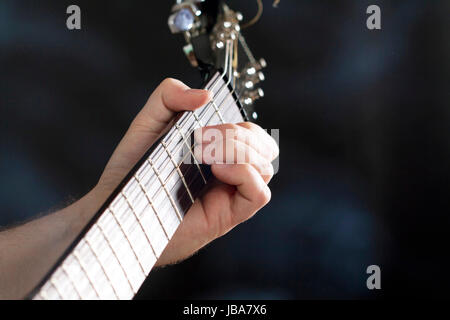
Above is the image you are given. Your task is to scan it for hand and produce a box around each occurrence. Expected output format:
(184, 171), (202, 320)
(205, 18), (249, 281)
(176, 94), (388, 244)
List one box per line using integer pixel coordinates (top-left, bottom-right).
(88, 78), (279, 266)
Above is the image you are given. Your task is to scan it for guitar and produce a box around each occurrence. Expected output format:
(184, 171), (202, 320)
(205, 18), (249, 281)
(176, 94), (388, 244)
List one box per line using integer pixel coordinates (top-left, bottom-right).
(29, 0), (267, 299)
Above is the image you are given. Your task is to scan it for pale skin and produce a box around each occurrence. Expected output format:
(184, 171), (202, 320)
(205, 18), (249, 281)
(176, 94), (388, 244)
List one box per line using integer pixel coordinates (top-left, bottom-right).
(0, 78), (279, 299)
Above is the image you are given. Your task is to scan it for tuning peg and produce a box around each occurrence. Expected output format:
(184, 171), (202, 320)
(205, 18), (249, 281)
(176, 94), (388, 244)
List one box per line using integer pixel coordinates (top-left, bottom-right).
(242, 88), (264, 105)
(244, 71), (265, 89)
(168, 3), (202, 34)
(245, 58), (267, 76)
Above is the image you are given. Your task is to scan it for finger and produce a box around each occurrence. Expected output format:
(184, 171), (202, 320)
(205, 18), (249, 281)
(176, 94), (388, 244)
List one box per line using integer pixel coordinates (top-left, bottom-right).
(133, 78), (212, 137)
(194, 122), (278, 162)
(237, 122), (279, 160)
(194, 139), (274, 183)
(110, 79), (212, 167)
(211, 163), (271, 224)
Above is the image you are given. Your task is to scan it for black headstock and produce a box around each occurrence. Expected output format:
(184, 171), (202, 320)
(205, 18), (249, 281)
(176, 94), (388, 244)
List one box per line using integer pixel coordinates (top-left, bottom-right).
(168, 0), (267, 121)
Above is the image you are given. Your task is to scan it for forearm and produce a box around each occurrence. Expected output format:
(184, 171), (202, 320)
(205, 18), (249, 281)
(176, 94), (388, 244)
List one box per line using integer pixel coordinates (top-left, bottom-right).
(0, 190), (101, 300)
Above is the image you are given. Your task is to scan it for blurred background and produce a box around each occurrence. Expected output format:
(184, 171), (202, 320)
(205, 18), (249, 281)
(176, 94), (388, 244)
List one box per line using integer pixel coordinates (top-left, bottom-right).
(0, 0), (449, 299)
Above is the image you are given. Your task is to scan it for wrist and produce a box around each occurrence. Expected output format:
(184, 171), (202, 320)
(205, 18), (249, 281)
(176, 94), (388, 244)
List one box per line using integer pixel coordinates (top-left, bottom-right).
(67, 186), (108, 235)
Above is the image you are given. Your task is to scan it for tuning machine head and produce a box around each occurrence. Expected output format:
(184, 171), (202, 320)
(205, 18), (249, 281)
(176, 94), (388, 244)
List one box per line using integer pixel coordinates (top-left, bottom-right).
(168, 1), (204, 34)
(239, 58), (267, 109)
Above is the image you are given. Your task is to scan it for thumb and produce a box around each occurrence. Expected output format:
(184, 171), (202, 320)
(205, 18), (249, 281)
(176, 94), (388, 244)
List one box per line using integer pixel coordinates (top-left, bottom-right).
(102, 78), (211, 181)
(132, 77), (212, 140)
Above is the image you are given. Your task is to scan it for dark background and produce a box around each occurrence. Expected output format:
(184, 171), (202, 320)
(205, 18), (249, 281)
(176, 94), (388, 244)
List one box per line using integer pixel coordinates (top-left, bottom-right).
(1, 0), (449, 299)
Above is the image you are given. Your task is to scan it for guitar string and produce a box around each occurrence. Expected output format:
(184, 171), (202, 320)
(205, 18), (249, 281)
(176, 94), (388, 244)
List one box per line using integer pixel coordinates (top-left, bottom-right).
(115, 89), (242, 243)
(70, 90), (242, 298)
(107, 39), (247, 248)
(135, 39), (238, 200)
(144, 39), (234, 178)
(42, 40), (245, 298)
(117, 90), (240, 219)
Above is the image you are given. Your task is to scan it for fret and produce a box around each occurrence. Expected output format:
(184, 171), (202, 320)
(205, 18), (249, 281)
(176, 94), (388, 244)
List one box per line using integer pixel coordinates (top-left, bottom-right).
(121, 189), (158, 257)
(161, 140), (195, 204)
(87, 223), (134, 299)
(134, 175), (169, 255)
(95, 216), (136, 296)
(119, 191), (158, 274)
(134, 175), (169, 242)
(51, 268), (81, 299)
(221, 93), (244, 124)
(135, 160), (152, 187)
(211, 100), (225, 124)
(62, 255), (97, 299)
(175, 123), (207, 184)
(196, 101), (216, 129)
(98, 209), (145, 293)
(83, 235), (119, 299)
(40, 283), (59, 300)
(111, 194), (150, 276)
(152, 185), (180, 238)
(30, 72), (244, 300)
(73, 239), (117, 299)
(151, 149), (173, 184)
(72, 250), (101, 299)
(60, 262), (82, 299)
(176, 165), (205, 212)
(148, 159), (184, 222)
(49, 278), (64, 299)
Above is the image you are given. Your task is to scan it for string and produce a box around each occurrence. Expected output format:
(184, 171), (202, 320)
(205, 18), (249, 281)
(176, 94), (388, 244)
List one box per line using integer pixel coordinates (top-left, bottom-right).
(149, 38), (235, 171)
(126, 88), (241, 212)
(134, 39), (236, 194)
(114, 39), (246, 243)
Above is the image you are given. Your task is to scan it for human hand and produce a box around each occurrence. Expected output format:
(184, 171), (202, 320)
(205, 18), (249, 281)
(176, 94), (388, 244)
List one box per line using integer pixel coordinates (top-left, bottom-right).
(88, 78), (279, 266)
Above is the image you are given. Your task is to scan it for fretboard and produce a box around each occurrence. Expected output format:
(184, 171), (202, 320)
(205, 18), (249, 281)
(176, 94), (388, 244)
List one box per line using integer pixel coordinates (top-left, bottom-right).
(29, 72), (245, 299)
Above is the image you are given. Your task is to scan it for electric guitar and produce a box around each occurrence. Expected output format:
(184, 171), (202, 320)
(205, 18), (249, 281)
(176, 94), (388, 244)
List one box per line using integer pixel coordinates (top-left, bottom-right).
(29, 0), (267, 299)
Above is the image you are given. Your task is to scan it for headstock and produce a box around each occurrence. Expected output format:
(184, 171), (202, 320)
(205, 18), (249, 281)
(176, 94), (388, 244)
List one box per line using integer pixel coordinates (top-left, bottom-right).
(168, 0), (267, 121)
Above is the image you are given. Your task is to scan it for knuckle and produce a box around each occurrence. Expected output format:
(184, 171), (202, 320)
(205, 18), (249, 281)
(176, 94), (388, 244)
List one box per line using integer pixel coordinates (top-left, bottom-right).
(161, 77), (178, 88)
(262, 161), (274, 177)
(255, 185), (271, 206)
(239, 121), (258, 131)
(241, 163), (254, 173)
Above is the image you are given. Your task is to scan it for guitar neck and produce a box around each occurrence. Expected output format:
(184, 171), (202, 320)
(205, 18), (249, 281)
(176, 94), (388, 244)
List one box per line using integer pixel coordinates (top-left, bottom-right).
(29, 72), (245, 299)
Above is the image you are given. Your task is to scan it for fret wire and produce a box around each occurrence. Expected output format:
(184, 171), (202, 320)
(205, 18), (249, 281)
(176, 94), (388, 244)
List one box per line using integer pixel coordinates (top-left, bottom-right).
(33, 62), (241, 300)
(39, 290), (49, 300)
(148, 159), (184, 222)
(161, 141), (195, 203)
(134, 175), (170, 242)
(84, 235), (120, 299)
(95, 223), (136, 295)
(61, 264), (83, 299)
(134, 93), (239, 213)
(135, 73), (236, 208)
(49, 278), (64, 299)
(144, 74), (231, 187)
(125, 91), (240, 236)
(108, 203), (147, 277)
(175, 122), (207, 184)
(211, 100), (225, 124)
(146, 40), (234, 181)
(72, 249), (101, 299)
(143, 86), (234, 192)
(121, 190), (159, 259)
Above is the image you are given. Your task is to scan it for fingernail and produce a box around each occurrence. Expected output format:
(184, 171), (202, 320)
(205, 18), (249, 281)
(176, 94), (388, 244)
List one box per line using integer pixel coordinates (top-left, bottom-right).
(187, 89), (212, 99)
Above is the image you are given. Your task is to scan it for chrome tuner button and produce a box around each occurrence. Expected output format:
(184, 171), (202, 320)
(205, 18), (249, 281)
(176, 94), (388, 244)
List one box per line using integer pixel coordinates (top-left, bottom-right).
(242, 88), (264, 106)
(174, 8), (194, 31)
(245, 59), (267, 76)
(168, 3), (201, 34)
(259, 58), (267, 69)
